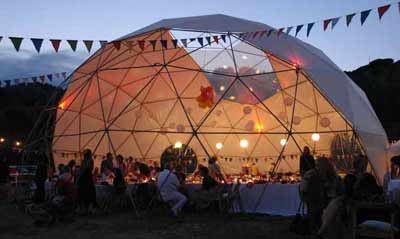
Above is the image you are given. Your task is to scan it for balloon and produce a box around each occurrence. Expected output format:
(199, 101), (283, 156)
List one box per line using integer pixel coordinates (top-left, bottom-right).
(196, 86), (215, 108)
(292, 116), (302, 125)
(320, 117), (331, 128)
(284, 97), (293, 106)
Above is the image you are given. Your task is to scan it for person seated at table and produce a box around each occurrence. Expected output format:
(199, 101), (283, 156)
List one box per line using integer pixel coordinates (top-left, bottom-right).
(191, 166), (219, 211)
(174, 164), (186, 185)
(100, 153), (113, 174)
(150, 161), (161, 178)
(100, 168), (115, 185)
(299, 146), (315, 177)
(156, 159), (187, 216)
(208, 156), (225, 182)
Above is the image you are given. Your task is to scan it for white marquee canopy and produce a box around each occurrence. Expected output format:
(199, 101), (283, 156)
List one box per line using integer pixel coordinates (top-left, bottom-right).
(52, 14), (388, 182)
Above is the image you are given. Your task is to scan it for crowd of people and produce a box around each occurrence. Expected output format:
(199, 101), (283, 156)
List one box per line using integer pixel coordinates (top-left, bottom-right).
(298, 146), (400, 238)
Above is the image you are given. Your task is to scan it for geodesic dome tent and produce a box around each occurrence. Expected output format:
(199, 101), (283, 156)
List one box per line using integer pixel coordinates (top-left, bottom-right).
(51, 14), (388, 182)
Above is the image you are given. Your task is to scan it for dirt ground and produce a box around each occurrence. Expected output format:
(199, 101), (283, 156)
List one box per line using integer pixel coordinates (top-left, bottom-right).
(0, 201), (353, 239)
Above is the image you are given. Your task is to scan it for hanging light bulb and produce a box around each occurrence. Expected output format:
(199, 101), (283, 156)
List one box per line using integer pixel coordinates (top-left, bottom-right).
(0, 137), (5, 143)
(240, 139), (249, 148)
(216, 142), (223, 150)
(311, 133), (320, 142)
(280, 138), (287, 146)
(174, 141), (182, 149)
(219, 85), (225, 91)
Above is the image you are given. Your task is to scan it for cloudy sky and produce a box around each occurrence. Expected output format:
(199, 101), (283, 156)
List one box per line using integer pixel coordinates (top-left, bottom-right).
(0, 0), (399, 84)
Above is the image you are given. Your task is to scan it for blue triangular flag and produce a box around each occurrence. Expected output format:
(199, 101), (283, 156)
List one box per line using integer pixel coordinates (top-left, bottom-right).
(32, 77), (37, 83)
(267, 29), (274, 37)
(99, 40), (108, 47)
(220, 35), (226, 43)
(149, 40), (157, 51)
(172, 39), (178, 48)
(160, 39), (168, 49)
(361, 9), (371, 25)
(197, 37), (204, 47)
(306, 23), (315, 37)
(205, 36), (211, 46)
(0, 36), (3, 43)
(181, 39), (188, 48)
(238, 33), (245, 38)
(286, 27), (293, 35)
(189, 38), (196, 42)
(295, 25), (303, 37)
(331, 17), (340, 30)
(30, 38), (43, 53)
(47, 74), (53, 81)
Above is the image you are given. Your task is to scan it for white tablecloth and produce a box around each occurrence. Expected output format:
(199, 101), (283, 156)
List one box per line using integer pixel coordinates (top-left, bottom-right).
(233, 183), (301, 216)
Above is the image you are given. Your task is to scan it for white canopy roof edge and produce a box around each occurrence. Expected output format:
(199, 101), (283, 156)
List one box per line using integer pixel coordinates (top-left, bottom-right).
(116, 14), (388, 182)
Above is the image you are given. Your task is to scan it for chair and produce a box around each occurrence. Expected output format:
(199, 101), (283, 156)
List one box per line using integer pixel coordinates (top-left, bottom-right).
(351, 201), (399, 239)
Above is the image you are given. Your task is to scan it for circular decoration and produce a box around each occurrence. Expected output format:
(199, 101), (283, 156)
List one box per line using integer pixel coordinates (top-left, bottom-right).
(216, 110), (223, 117)
(168, 122), (176, 129)
(292, 116), (302, 125)
(243, 106), (252, 115)
(176, 124), (185, 132)
(284, 97), (293, 106)
(278, 112), (287, 122)
(320, 117), (331, 128)
(245, 120), (255, 131)
(196, 86), (215, 108)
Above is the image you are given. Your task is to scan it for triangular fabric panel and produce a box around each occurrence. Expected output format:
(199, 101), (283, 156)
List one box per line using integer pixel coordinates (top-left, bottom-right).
(9, 37), (23, 51)
(31, 38), (44, 53)
(67, 40), (78, 52)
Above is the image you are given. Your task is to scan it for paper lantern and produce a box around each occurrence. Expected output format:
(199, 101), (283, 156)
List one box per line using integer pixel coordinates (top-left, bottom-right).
(196, 86), (214, 108)
(176, 124), (185, 132)
(284, 97), (293, 106)
(320, 117), (331, 128)
(243, 106), (252, 115)
(280, 138), (287, 146)
(245, 120), (255, 131)
(216, 142), (223, 150)
(292, 116), (301, 125)
(311, 133), (320, 142)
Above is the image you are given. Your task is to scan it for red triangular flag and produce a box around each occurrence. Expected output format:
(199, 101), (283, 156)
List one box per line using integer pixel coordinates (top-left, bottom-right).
(277, 28), (284, 36)
(138, 40), (145, 51)
(378, 4), (391, 20)
(323, 19), (332, 31)
(112, 41), (121, 50)
(252, 31), (259, 39)
(83, 40), (93, 53)
(50, 39), (61, 52)
(212, 35), (219, 44)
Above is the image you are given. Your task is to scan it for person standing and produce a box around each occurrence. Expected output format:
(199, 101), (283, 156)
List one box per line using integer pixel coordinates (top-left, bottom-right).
(100, 153), (113, 174)
(208, 156), (225, 182)
(34, 156), (48, 203)
(77, 149), (96, 215)
(299, 146), (316, 177)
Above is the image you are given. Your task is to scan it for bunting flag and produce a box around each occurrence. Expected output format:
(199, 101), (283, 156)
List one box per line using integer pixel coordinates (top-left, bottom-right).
(213, 35), (219, 44)
(112, 41), (121, 50)
(323, 19), (332, 31)
(138, 40), (145, 51)
(14, 79), (20, 85)
(361, 9), (372, 25)
(149, 40), (157, 51)
(67, 40), (78, 51)
(83, 40), (93, 53)
(251, 31), (259, 39)
(62, 72), (67, 79)
(378, 5), (391, 20)
(125, 41), (133, 52)
(160, 39), (168, 49)
(32, 76), (37, 83)
(221, 34), (226, 43)
(47, 74), (53, 81)
(286, 27), (293, 35)
(30, 38), (44, 53)
(197, 37), (204, 46)
(267, 29), (274, 37)
(189, 38), (196, 42)
(99, 40), (108, 47)
(295, 25), (304, 37)
(172, 39), (178, 48)
(346, 13), (356, 27)
(39, 75), (46, 82)
(306, 23), (315, 37)
(259, 30), (267, 38)
(0, 36), (2, 43)
(331, 17), (340, 30)
(205, 36), (211, 45)
(277, 28), (284, 36)
(50, 39), (61, 52)
(9, 37), (23, 51)
(5, 80), (11, 87)
(180, 39), (188, 48)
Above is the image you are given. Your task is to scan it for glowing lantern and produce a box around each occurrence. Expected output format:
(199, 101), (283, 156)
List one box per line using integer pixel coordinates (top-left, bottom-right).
(280, 138), (287, 146)
(216, 142), (223, 150)
(58, 101), (66, 110)
(174, 141), (183, 149)
(243, 106), (252, 115)
(0, 138), (5, 143)
(311, 133), (320, 142)
(15, 141), (21, 147)
(320, 117), (331, 128)
(240, 139), (249, 148)
(219, 85), (225, 91)
(255, 123), (264, 132)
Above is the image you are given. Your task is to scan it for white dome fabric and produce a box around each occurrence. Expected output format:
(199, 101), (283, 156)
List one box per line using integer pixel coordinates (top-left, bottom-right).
(52, 14), (388, 182)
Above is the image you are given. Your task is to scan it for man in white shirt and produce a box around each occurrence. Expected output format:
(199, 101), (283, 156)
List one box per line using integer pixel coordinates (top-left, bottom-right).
(156, 160), (187, 216)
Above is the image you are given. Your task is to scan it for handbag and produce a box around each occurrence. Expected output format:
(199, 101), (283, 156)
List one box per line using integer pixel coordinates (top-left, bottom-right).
(289, 200), (311, 236)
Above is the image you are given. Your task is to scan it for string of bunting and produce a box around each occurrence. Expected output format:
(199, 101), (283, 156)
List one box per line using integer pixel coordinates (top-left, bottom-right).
(0, 71), (68, 88)
(0, 2), (398, 53)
